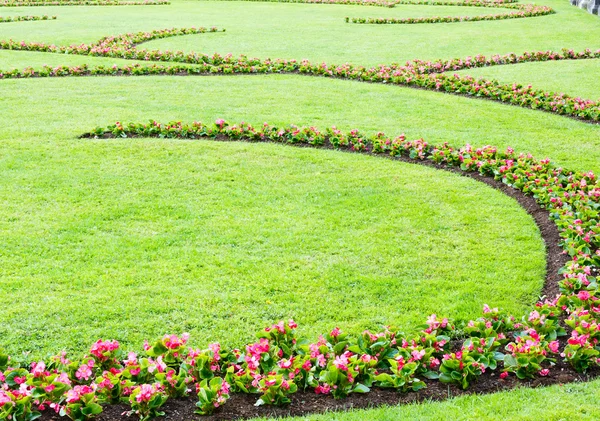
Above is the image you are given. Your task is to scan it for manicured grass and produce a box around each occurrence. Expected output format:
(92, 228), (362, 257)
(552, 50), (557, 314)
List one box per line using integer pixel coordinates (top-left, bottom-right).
(1, 75), (599, 173)
(456, 58), (600, 100)
(0, 138), (544, 356)
(0, 0), (598, 66)
(250, 379), (600, 420)
(0, 50), (146, 69)
(1, 0), (599, 418)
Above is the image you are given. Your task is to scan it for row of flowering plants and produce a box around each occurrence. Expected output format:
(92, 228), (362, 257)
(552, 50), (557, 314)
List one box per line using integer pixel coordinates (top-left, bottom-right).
(0, 25), (597, 121)
(0, 15), (55, 22)
(0, 118), (597, 419)
(0, 0), (169, 6)
(201, 0), (398, 7)
(346, 4), (554, 24)
(0, 308), (592, 420)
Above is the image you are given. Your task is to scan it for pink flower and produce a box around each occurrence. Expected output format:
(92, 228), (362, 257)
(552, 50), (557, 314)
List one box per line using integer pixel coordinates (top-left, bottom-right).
(315, 384), (331, 394)
(578, 291), (591, 301)
(31, 361), (46, 378)
(411, 349), (426, 361)
(548, 341), (560, 353)
(500, 372), (509, 380)
(163, 333), (188, 350)
(44, 384), (56, 393)
(135, 384), (160, 403)
(90, 339), (119, 361)
(330, 327), (341, 338)
(539, 369), (550, 377)
(66, 385), (93, 403)
(76, 363), (93, 381)
(288, 319), (298, 329)
(0, 391), (13, 406)
(333, 353), (349, 371)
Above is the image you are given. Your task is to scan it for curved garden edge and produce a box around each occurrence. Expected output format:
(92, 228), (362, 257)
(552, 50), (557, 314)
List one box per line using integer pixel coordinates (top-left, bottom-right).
(31, 126), (586, 420)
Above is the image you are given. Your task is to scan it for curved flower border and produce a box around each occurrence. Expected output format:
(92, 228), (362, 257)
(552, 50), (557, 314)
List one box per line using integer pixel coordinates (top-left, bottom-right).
(0, 14), (56, 22)
(346, 4), (554, 24)
(1, 118), (598, 420)
(0, 25), (599, 123)
(0, 0), (169, 7)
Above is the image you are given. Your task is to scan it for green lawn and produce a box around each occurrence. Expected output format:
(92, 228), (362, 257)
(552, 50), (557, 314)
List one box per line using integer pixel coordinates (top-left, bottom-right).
(251, 379), (600, 420)
(0, 0), (599, 418)
(456, 58), (600, 100)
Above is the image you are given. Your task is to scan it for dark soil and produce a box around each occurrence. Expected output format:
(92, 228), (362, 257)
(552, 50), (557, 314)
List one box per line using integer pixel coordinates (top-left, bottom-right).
(41, 135), (583, 420)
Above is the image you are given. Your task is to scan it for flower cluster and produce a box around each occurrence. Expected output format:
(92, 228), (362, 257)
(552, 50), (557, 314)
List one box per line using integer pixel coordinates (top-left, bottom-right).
(0, 14), (56, 22)
(347, 4), (554, 24)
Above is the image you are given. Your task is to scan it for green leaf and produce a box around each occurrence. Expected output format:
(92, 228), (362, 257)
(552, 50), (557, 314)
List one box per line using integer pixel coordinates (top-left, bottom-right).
(352, 383), (370, 393)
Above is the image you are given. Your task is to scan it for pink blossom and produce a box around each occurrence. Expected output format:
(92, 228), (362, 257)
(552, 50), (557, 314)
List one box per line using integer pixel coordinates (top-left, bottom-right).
(135, 384), (160, 403)
(539, 369), (550, 376)
(0, 391), (13, 407)
(578, 291), (591, 301)
(315, 384), (331, 394)
(500, 372), (509, 379)
(76, 363), (93, 381)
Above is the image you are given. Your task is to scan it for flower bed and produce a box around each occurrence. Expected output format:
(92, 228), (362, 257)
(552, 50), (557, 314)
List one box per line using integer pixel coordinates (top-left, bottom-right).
(1, 118), (597, 420)
(0, 0), (169, 7)
(0, 39), (599, 123)
(0, 14), (55, 22)
(347, 4), (554, 24)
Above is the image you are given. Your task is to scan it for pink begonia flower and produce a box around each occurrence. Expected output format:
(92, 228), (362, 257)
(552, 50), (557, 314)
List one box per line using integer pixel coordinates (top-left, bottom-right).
(208, 343), (221, 360)
(548, 341), (560, 353)
(90, 339), (119, 361)
(57, 372), (71, 386)
(302, 360), (312, 370)
(411, 350), (426, 361)
(330, 327), (341, 338)
(578, 290), (591, 301)
(500, 372), (509, 379)
(528, 310), (540, 321)
(66, 385), (93, 403)
(315, 384), (331, 394)
(163, 333), (189, 350)
(333, 354), (349, 371)
(31, 361), (46, 378)
(44, 384), (56, 393)
(288, 319), (298, 329)
(429, 358), (440, 369)
(76, 363), (93, 381)
(135, 384), (158, 403)
(278, 359), (292, 369)
(0, 391), (13, 406)
(125, 352), (138, 366)
(539, 369), (550, 376)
